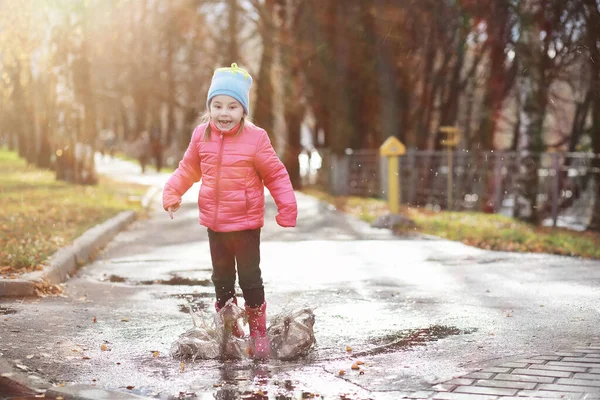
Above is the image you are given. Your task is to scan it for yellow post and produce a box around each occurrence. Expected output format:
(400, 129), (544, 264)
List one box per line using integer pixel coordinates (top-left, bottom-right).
(379, 136), (406, 214)
(387, 156), (400, 214)
(447, 145), (453, 210)
(439, 126), (461, 211)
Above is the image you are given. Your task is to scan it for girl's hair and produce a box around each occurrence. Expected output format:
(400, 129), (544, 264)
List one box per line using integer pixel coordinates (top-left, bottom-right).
(200, 109), (248, 141)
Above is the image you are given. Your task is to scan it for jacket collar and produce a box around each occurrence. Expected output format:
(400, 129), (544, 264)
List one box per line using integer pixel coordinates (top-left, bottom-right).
(209, 121), (242, 136)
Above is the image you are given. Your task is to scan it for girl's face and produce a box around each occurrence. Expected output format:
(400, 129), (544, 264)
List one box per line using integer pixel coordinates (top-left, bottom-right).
(209, 95), (244, 131)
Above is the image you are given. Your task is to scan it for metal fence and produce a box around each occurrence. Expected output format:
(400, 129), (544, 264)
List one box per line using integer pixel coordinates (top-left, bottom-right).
(314, 149), (600, 230)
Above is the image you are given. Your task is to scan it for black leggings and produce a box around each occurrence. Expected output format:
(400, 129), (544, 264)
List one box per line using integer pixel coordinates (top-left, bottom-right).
(208, 228), (265, 308)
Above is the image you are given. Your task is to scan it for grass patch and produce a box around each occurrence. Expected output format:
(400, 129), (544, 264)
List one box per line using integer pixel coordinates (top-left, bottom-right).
(0, 148), (149, 276)
(301, 187), (600, 259)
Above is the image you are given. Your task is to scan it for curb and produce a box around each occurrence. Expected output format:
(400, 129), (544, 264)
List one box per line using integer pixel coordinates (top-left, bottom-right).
(0, 358), (46, 397)
(0, 185), (160, 298)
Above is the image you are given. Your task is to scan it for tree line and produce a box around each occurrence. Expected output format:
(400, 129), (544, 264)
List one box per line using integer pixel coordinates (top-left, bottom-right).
(1, 0), (600, 228)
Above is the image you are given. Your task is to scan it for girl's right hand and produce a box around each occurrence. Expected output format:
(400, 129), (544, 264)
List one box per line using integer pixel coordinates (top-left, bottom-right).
(167, 202), (181, 219)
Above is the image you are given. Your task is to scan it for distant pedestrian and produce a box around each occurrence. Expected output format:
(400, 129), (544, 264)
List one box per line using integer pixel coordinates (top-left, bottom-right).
(162, 63), (297, 359)
(136, 131), (151, 174)
(150, 125), (163, 172)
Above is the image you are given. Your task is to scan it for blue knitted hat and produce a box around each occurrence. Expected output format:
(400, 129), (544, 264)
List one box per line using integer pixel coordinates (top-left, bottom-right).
(206, 63), (253, 115)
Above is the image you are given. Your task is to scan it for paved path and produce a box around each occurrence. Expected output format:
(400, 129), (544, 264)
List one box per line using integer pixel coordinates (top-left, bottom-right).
(403, 342), (600, 399)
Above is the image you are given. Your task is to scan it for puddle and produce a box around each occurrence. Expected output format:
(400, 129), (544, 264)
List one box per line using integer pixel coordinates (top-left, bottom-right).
(107, 274), (126, 282)
(426, 256), (508, 266)
(0, 307), (17, 315)
(356, 325), (476, 356)
(140, 276), (212, 286)
(102, 275), (212, 286)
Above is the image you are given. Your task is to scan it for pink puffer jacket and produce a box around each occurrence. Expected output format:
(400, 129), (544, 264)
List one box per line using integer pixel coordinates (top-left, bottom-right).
(162, 121), (297, 232)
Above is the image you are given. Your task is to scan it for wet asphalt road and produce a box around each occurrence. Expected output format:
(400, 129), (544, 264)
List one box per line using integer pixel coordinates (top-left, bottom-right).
(1, 158), (600, 399)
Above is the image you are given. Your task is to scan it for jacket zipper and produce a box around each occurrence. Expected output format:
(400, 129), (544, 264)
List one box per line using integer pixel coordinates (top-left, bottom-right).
(213, 132), (225, 228)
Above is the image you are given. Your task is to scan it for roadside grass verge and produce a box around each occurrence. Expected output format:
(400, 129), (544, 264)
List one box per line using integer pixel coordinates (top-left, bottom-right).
(0, 148), (149, 277)
(301, 187), (600, 259)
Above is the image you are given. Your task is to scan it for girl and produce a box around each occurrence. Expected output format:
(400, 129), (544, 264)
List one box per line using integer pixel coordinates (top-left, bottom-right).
(162, 63), (297, 359)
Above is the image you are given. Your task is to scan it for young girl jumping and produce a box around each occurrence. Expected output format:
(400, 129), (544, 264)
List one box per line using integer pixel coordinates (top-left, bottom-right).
(162, 63), (297, 359)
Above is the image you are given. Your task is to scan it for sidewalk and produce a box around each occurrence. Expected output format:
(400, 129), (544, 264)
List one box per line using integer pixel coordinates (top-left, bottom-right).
(403, 341), (600, 399)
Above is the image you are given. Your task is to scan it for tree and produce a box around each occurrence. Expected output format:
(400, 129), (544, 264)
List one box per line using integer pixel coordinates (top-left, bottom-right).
(583, 0), (600, 232)
(251, 0), (276, 145)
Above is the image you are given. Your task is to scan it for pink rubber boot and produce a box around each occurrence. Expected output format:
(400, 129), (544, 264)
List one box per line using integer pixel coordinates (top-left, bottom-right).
(245, 302), (271, 359)
(215, 298), (246, 339)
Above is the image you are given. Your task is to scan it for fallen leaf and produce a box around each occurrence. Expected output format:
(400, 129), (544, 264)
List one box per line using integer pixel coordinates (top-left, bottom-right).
(152, 351), (159, 358)
(351, 363), (360, 370)
(93, 317), (97, 323)
(338, 370), (345, 376)
(355, 360), (364, 365)
(180, 362), (185, 372)
(100, 344), (108, 351)
(126, 385), (134, 390)
(82, 356), (91, 360)
(345, 346), (352, 352)
(120, 318), (130, 322)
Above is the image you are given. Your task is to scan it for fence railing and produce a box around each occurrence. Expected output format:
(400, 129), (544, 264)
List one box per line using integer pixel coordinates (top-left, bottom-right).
(312, 149), (600, 230)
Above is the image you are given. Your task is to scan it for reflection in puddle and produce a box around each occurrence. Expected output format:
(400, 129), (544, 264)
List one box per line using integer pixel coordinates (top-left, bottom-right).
(354, 325), (476, 356)
(174, 293), (209, 314)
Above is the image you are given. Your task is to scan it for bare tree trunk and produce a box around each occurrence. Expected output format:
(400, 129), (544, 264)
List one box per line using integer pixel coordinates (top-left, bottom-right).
(477, 0), (512, 151)
(416, 21), (437, 150)
(280, 0), (304, 189)
(584, 0), (600, 231)
(227, 0), (240, 64)
(133, 0), (149, 138)
(165, 3), (176, 147)
(253, 0), (276, 145)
